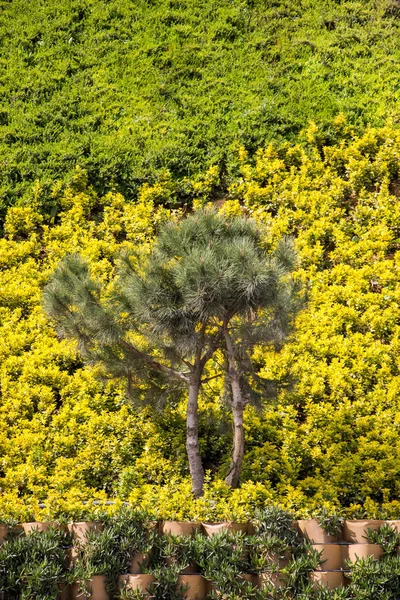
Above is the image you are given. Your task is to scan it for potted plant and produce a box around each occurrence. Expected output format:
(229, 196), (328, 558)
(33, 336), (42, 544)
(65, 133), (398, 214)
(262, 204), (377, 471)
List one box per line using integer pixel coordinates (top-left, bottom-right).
(159, 533), (198, 573)
(284, 550), (322, 594)
(246, 534), (292, 576)
(193, 529), (248, 596)
(118, 574), (155, 600)
(70, 528), (116, 600)
(162, 521), (201, 537)
(365, 523), (399, 556)
(343, 519), (383, 543)
(298, 509), (344, 543)
(0, 527), (70, 599)
(249, 506), (298, 544)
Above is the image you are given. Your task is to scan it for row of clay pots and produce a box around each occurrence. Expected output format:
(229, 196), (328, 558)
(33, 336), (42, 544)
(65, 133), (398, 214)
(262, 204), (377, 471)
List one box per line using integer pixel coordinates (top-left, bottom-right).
(310, 571), (348, 590)
(59, 573), (287, 600)
(0, 521), (246, 544)
(297, 519), (400, 543)
(119, 572), (291, 600)
(312, 543), (383, 569)
(4, 519), (400, 545)
(0, 522), (104, 544)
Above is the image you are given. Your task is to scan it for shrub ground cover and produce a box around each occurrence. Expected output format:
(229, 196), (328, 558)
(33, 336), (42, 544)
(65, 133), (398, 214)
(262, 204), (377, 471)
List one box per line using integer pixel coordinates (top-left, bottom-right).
(2, 0), (400, 217)
(1, 125), (400, 519)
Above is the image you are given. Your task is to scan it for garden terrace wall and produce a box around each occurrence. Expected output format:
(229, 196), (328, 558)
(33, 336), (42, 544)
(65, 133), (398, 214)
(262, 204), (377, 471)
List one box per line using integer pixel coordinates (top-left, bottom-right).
(0, 519), (398, 598)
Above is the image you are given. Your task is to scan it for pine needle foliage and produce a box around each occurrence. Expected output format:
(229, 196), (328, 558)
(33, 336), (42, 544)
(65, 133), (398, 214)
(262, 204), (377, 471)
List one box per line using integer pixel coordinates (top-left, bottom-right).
(43, 208), (301, 493)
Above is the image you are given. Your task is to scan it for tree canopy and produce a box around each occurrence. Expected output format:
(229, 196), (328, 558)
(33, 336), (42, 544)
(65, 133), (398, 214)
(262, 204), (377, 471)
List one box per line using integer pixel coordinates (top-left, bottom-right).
(43, 209), (301, 495)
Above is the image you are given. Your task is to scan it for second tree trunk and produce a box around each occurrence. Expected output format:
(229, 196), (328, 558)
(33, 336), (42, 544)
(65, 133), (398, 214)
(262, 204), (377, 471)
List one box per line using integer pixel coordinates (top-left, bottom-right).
(224, 329), (245, 488)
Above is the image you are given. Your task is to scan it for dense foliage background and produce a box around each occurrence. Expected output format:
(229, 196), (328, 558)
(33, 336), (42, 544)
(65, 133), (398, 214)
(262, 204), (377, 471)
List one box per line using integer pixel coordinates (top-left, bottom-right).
(2, 0), (400, 218)
(3, 0), (400, 520)
(2, 122), (400, 519)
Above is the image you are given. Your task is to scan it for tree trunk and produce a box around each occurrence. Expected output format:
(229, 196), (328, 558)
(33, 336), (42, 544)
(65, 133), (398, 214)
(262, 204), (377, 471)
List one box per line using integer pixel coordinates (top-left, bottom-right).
(224, 329), (245, 488)
(186, 371), (205, 497)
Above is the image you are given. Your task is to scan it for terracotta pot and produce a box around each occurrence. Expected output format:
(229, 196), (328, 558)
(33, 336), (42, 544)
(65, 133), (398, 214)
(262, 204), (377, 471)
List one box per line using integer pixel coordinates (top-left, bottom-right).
(201, 521), (248, 536)
(58, 584), (70, 600)
(344, 543), (383, 563)
(70, 576), (108, 600)
(343, 520), (383, 543)
(129, 551), (152, 574)
(0, 525), (7, 544)
(22, 521), (61, 534)
(312, 544), (344, 570)
(386, 520), (400, 535)
(311, 571), (345, 590)
(257, 572), (286, 589)
(247, 522), (256, 535)
(297, 520), (341, 543)
(166, 557), (199, 574)
(162, 521), (201, 537)
(67, 522), (103, 545)
(292, 520), (300, 533)
(241, 573), (257, 586)
(119, 574), (155, 599)
(66, 546), (80, 568)
(263, 550), (290, 568)
(178, 575), (207, 599)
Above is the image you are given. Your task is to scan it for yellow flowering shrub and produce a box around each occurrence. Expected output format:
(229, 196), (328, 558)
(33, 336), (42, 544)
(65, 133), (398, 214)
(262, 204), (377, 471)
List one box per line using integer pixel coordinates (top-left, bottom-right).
(3, 124), (400, 519)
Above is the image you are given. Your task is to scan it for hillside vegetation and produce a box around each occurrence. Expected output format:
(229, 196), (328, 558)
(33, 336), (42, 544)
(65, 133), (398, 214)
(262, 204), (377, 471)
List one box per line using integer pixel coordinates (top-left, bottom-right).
(2, 0), (400, 218)
(2, 124), (400, 519)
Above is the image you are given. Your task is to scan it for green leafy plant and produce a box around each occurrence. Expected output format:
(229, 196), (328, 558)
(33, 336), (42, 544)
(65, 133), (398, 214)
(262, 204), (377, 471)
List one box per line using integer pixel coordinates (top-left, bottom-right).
(313, 508), (344, 536)
(251, 507), (299, 546)
(366, 523), (399, 556)
(193, 529), (248, 595)
(158, 533), (196, 573)
(346, 555), (400, 599)
(0, 528), (70, 599)
(246, 534), (291, 574)
(72, 508), (157, 598)
(284, 550), (322, 596)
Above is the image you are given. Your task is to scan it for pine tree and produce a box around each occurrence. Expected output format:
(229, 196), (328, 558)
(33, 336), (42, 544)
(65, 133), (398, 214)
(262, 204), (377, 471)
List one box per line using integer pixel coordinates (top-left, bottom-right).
(43, 208), (302, 495)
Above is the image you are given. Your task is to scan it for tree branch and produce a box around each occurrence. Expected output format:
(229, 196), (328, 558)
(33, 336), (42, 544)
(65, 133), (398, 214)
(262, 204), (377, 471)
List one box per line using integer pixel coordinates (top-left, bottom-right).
(199, 327), (223, 369)
(120, 339), (190, 383)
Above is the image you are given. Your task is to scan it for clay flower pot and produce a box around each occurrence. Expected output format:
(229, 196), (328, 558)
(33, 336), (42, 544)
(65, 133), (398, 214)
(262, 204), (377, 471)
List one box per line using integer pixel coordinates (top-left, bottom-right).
(201, 521), (248, 536)
(0, 525), (7, 544)
(67, 546), (80, 568)
(129, 551), (151, 574)
(67, 522), (103, 545)
(166, 557), (199, 574)
(22, 521), (62, 534)
(344, 543), (383, 563)
(241, 573), (257, 586)
(297, 520), (341, 543)
(311, 571), (345, 589)
(162, 521), (201, 536)
(70, 575), (108, 600)
(386, 520), (400, 534)
(58, 584), (70, 600)
(178, 575), (207, 599)
(119, 574), (155, 599)
(312, 544), (345, 570)
(343, 520), (383, 543)
(264, 550), (290, 569)
(257, 572), (286, 589)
